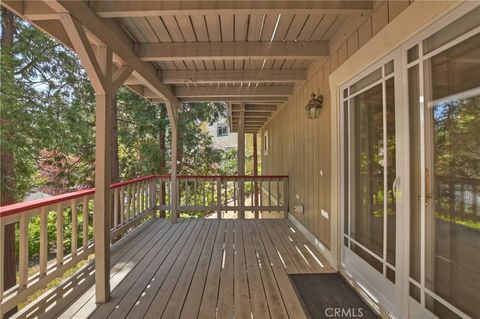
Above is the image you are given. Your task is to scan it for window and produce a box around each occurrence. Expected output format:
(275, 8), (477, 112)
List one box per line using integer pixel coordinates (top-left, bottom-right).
(216, 124), (228, 137)
(263, 131), (269, 156)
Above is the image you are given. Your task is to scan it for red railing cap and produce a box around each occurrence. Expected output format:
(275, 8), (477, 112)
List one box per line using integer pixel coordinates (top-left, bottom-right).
(0, 174), (287, 217)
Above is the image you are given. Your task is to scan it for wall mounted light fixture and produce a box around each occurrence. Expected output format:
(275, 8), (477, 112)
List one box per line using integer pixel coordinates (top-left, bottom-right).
(305, 93), (323, 119)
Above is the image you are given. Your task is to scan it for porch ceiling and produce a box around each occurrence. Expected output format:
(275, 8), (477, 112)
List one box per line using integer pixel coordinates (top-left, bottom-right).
(2, 0), (373, 133)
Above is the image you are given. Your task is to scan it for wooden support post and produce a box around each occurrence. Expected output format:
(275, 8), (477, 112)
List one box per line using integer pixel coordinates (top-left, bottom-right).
(168, 101), (178, 223)
(238, 103), (245, 218)
(93, 44), (113, 304)
(60, 13), (137, 303)
(216, 177), (222, 219)
(253, 133), (259, 219)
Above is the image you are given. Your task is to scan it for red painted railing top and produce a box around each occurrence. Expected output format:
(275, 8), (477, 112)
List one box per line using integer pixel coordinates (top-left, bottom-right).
(0, 174), (288, 217)
(176, 175), (288, 179)
(0, 175), (159, 218)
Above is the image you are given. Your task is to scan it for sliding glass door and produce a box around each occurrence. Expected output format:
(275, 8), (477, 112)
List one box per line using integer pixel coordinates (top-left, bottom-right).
(407, 6), (480, 318)
(341, 4), (479, 318)
(342, 55), (402, 316)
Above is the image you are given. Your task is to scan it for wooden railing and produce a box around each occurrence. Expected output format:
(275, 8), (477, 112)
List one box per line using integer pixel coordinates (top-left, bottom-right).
(435, 175), (480, 222)
(0, 175), (158, 316)
(0, 174), (288, 315)
(176, 175), (289, 218)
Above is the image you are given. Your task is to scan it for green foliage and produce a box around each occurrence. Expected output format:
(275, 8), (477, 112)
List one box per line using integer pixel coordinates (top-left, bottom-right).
(3, 15), (239, 257)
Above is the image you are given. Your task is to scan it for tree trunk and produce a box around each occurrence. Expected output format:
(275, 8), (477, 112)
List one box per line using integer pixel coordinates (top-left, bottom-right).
(158, 106), (167, 218)
(1, 7), (18, 318)
(110, 94), (120, 227)
(111, 94), (120, 183)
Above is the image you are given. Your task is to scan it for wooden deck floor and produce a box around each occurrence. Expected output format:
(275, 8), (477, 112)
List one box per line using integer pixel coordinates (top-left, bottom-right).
(58, 218), (333, 319)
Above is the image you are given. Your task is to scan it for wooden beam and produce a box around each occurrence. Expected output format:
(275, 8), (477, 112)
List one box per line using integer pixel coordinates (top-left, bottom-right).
(161, 69), (306, 84)
(45, 1), (178, 105)
(232, 117), (269, 122)
(233, 111), (272, 118)
(1, 1), (74, 48)
(176, 97), (288, 103)
(24, 1), (60, 20)
(231, 105), (277, 112)
(60, 14), (106, 94)
(112, 65), (133, 91)
(174, 86), (293, 98)
(92, 1), (374, 17)
(137, 41), (329, 61)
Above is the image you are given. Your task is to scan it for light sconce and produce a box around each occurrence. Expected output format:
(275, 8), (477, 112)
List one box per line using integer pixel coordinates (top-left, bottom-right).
(305, 93), (323, 119)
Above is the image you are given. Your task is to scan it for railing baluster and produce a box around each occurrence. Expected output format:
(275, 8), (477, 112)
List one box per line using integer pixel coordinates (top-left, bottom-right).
(71, 199), (78, 257)
(216, 178), (222, 219)
(40, 207), (48, 276)
(283, 178), (289, 218)
(268, 179), (272, 209)
(56, 203), (64, 266)
(0, 224), (4, 297)
(83, 196), (89, 250)
(114, 188), (119, 229)
(19, 213), (28, 290)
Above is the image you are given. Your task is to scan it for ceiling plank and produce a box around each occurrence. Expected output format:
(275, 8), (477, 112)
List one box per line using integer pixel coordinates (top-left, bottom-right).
(137, 41), (329, 61)
(174, 97), (288, 103)
(232, 111), (272, 117)
(161, 69), (306, 84)
(92, 1), (374, 17)
(173, 85), (293, 97)
(231, 105), (277, 112)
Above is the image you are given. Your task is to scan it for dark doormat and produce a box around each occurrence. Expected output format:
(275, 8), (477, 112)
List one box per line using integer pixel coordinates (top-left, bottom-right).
(289, 273), (379, 319)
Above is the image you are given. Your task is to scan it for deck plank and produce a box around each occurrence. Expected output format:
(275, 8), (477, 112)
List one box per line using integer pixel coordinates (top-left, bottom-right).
(161, 220), (217, 318)
(233, 220), (252, 318)
(240, 220), (271, 319)
(126, 219), (204, 318)
(179, 220), (221, 319)
(256, 221), (308, 319)
(88, 220), (190, 319)
(247, 221), (290, 319)
(275, 219), (331, 272)
(197, 220), (227, 319)
(216, 220), (235, 319)
(59, 219), (169, 318)
(56, 219), (332, 319)
(263, 220), (301, 274)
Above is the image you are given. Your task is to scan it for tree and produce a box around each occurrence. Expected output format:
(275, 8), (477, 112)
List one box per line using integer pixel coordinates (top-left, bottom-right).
(1, 8), (18, 317)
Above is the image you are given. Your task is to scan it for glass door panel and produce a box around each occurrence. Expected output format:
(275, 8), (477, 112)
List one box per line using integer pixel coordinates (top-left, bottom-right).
(351, 83), (384, 260)
(342, 59), (401, 315)
(423, 33), (480, 319)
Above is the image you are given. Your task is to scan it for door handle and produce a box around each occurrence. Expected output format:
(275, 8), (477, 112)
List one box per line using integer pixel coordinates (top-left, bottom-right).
(425, 167), (432, 206)
(392, 176), (400, 199)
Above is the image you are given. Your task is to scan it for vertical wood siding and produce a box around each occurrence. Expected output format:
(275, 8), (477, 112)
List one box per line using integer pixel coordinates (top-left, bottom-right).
(261, 0), (412, 250)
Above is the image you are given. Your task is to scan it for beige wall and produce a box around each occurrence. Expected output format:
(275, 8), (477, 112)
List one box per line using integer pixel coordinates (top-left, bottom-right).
(261, 0), (464, 267)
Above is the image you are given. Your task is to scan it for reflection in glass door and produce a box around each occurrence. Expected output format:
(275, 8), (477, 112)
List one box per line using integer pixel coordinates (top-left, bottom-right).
(342, 58), (400, 316)
(408, 7), (480, 319)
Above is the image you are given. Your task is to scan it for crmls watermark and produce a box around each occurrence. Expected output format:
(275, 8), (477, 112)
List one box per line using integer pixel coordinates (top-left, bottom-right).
(325, 307), (364, 318)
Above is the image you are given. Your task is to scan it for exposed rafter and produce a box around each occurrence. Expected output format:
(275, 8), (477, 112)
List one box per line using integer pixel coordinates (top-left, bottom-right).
(159, 69), (306, 84)
(176, 97), (288, 104)
(232, 111), (272, 118)
(174, 86), (294, 98)
(91, 1), (374, 17)
(231, 105), (277, 112)
(137, 41), (329, 61)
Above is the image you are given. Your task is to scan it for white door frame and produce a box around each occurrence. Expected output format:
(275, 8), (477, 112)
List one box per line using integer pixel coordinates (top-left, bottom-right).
(339, 49), (406, 318)
(338, 3), (479, 319)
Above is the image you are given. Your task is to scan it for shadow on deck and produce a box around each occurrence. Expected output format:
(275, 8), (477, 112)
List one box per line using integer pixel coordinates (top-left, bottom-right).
(36, 219), (334, 319)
